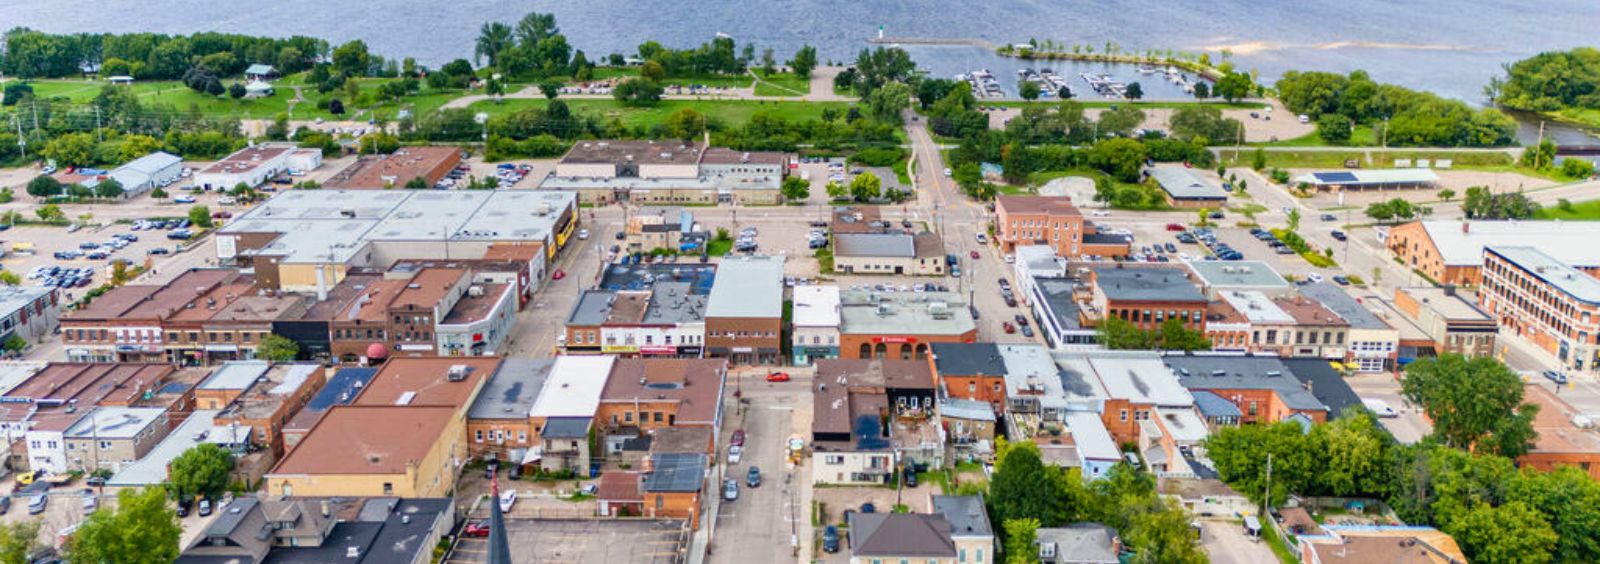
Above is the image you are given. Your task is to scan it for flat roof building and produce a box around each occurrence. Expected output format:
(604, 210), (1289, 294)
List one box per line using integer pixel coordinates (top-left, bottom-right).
(194, 145), (297, 190)
(1147, 167), (1226, 208)
(1090, 265), (1207, 331)
(266, 404), (462, 498)
(792, 285), (842, 365)
(1163, 354), (1330, 424)
(545, 140), (791, 206)
(108, 151), (182, 195)
(322, 147), (463, 189)
(1481, 246), (1600, 372)
(1293, 169), (1439, 191)
(1385, 220), (1600, 285)
(1394, 286), (1497, 359)
(0, 285), (60, 349)
(705, 256), (785, 364)
(1186, 261), (1292, 298)
(838, 290), (977, 360)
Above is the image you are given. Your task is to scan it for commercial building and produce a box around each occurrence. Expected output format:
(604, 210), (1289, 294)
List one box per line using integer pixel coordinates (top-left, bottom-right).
(996, 195), (1086, 255)
(59, 406), (170, 473)
(597, 358), (728, 433)
(194, 145), (320, 190)
(541, 140), (791, 205)
(838, 290), (978, 360)
(61, 268), (236, 363)
(705, 256), (784, 364)
(329, 268), (472, 362)
(642, 452), (710, 525)
(847, 512), (957, 564)
(1012, 247), (1098, 349)
(282, 366), (377, 451)
(1299, 282), (1398, 372)
(1518, 384), (1600, 479)
(833, 232), (948, 276)
(159, 275), (308, 366)
(2, 363), (195, 472)
(812, 365), (893, 485)
(1147, 167), (1227, 208)
(107, 151), (182, 196)
(624, 207), (701, 253)
(1186, 261), (1293, 299)
(1292, 169), (1440, 191)
(108, 410), (248, 489)
(217, 189), (577, 292)
(0, 286), (60, 349)
(1394, 287), (1497, 358)
(436, 281), (517, 357)
(1385, 220), (1600, 286)
(322, 147), (463, 189)
(1271, 295), (1351, 359)
(1481, 246), (1600, 372)
(465, 359), (552, 460)
(1163, 355), (1333, 424)
(527, 356), (612, 474)
(792, 285), (842, 365)
(204, 362), (326, 457)
(265, 405), (463, 498)
(1089, 265), (1208, 331)
(931, 342), (1010, 409)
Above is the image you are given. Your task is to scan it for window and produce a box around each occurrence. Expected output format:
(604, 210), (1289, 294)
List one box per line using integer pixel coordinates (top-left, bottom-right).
(624, 412), (633, 422)
(825, 455), (845, 465)
(383, 482), (394, 495)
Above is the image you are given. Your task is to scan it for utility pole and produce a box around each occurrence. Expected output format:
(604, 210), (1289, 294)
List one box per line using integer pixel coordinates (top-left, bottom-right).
(94, 106), (102, 142)
(1535, 120), (1547, 169)
(1262, 452), (1273, 519)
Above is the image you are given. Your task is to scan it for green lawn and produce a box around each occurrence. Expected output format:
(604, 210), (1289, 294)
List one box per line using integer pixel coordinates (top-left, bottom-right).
(1534, 199), (1600, 220)
(469, 98), (849, 129)
(1258, 125), (1378, 148)
(1551, 107), (1600, 130)
(752, 70), (810, 97)
(19, 77), (462, 122)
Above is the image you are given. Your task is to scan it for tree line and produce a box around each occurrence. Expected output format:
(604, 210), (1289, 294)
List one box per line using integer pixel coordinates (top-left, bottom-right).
(1274, 69), (1516, 147)
(1, 28), (328, 80)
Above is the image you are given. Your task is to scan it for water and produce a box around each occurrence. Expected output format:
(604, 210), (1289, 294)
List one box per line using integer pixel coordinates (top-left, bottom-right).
(5, 0), (1598, 138)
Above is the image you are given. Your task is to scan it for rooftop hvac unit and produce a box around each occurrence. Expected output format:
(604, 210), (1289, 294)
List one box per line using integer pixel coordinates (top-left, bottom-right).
(447, 364), (470, 382)
(467, 286), (485, 298)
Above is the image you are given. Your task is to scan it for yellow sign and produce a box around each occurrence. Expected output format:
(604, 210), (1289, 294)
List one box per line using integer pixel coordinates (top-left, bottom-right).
(601, 345), (638, 354)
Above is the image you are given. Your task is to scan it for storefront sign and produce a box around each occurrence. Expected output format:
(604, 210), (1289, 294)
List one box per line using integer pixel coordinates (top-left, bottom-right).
(871, 336), (918, 344)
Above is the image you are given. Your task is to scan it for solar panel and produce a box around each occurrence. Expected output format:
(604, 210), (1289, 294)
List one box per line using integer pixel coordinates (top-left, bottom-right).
(1314, 172), (1359, 183)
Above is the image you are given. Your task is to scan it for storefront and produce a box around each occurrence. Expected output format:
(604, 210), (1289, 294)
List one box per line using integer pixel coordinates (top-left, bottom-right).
(792, 345), (839, 366)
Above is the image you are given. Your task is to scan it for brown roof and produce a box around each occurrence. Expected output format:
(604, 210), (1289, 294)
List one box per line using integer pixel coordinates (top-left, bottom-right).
(198, 146), (293, 175)
(605, 292), (651, 325)
(322, 147), (462, 189)
(0, 363), (174, 423)
(831, 206), (884, 235)
(813, 359), (935, 391)
(483, 243), (544, 262)
(392, 268), (467, 310)
(602, 359), (726, 425)
(69, 269), (237, 322)
(301, 272), (385, 322)
(270, 405), (456, 475)
(441, 283), (511, 325)
(166, 283), (257, 322)
(560, 140), (703, 166)
(596, 471), (643, 502)
(698, 147), (787, 166)
(1273, 296), (1350, 327)
(353, 356), (499, 408)
(1525, 384), (1600, 454)
(647, 426), (714, 456)
(996, 195), (1083, 217)
(912, 232), (945, 258)
(336, 278), (410, 323)
(207, 295), (308, 324)
(1308, 535), (1458, 564)
(1206, 299), (1249, 324)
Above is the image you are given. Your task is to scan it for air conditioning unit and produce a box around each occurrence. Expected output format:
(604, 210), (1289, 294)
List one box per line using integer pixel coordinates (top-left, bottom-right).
(447, 364), (470, 381)
(1039, 541), (1057, 560)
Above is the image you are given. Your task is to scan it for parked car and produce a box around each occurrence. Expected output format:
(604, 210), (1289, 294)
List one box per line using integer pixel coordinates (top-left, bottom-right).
(727, 445), (743, 464)
(969, 305), (980, 320)
(27, 494), (46, 515)
(723, 478), (739, 501)
(148, 247), (171, 255)
(1002, 322), (1016, 334)
(1320, 213), (1337, 221)
(498, 490), (517, 513)
(731, 429), (746, 447)
(822, 525), (841, 553)
(462, 520), (491, 538)
(1021, 324), (1034, 338)
(1544, 370), (1569, 385)
(1333, 276), (1351, 286)
(1014, 314), (1029, 326)
(81, 490), (97, 514)
(198, 498), (213, 517)
(176, 497), (192, 517)
(577, 229), (589, 240)
(174, 195), (196, 204)
(903, 468), (918, 487)
(1331, 230), (1347, 241)
(747, 467), (762, 488)
(1166, 223), (1186, 231)
(0, 496), (10, 515)
(1307, 272), (1324, 283)
(766, 371), (791, 383)
(551, 269), (565, 280)
(1362, 398), (1399, 418)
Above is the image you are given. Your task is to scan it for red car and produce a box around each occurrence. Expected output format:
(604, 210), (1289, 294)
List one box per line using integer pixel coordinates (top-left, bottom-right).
(1166, 223), (1186, 232)
(731, 430), (746, 447)
(211, 211), (233, 219)
(551, 269), (566, 280)
(462, 520), (491, 538)
(766, 371), (791, 383)
(1002, 322), (1016, 334)
(969, 250), (980, 260)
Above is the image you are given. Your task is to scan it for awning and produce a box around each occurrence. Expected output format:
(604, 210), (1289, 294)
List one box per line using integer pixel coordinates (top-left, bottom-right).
(520, 447), (543, 465)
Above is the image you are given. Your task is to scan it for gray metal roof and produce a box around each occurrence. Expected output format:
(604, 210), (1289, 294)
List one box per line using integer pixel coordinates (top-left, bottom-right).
(644, 453), (707, 492)
(932, 495), (993, 538)
(1036, 524), (1119, 564)
(642, 282), (708, 324)
(705, 256), (784, 318)
(1162, 355), (1326, 411)
(938, 399), (996, 422)
(834, 233), (914, 258)
(541, 416), (592, 439)
(1147, 167), (1226, 200)
(1192, 391), (1243, 418)
(1093, 266), (1206, 302)
(930, 343), (1005, 376)
(0, 285), (54, 317)
(109, 409), (221, 487)
(199, 361), (270, 391)
(1035, 277), (1085, 330)
(1187, 261), (1289, 289)
(115, 151), (182, 175)
(1488, 246), (1600, 305)
(1297, 282), (1391, 330)
(567, 290), (617, 325)
(468, 359), (554, 420)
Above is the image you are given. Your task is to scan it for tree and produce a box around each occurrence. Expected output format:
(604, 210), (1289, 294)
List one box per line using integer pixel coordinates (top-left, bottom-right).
(661, 108), (708, 140)
(865, 81), (912, 124)
(1205, 421), (1321, 505)
(1448, 501), (1557, 564)
(67, 490), (181, 563)
(41, 132), (98, 168)
(1003, 518), (1042, 564)
(149, 187), (168, 199)
(1086, 138), (1147, 182)
(168, 444), (234, 501)
(539, 78), (563, 100)
(1018, 80), (1041, 101)
(825, 181), (849, 200)
(1, 82), (33, 106)
(1286, 208), (1301, 231)
(1316, 114), (1352, 143)
(474, 22), (514, 68)
(1402, 354), (1540, 457)
(359, 132), (400, 154)
(328, 98), (345, 115)
(188, 205), (214, 229)
(110, 260), (131, 287)
(228, 82), (246, 99)
(403, 176), (430, 189)
(1438, 188), (1456, 202)
(1315, 411), (1391, 496)
(485, 77), (505, 100)
(26, 175), (62, 199)
(760, 48), (777, 76)
(93, 178), (124, 200)
(1192, 81), (1210, 100)
(35, 204), (64, 223)
(331, 40), (371, 77)
(613, 78), (664, 106)
(1096, 106), (1146, 137)
(0, 521), (39, 564)
(1155, 318), (1211, 351)
(639, 60), (666, 82)
(849, 172), (882, 202)
(1124, 499), (1209, 564)
(990, 442), (1073, 527)
(1124, 81), (1144, 100)
(1215, 71), (1255, 103)
(1251, 147), (1267, 171)
(515, 12), (560, 50)
(788, 45), (818, 79)
(781, 175), (810, 201)
(0, 271), (19, 287)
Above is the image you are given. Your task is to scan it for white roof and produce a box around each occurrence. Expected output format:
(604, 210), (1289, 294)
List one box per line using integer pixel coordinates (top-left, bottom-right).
(1417, 220), (1600, 267)
(63, 407), (165, 440)
(1081, 351), (1194, 407)
(1488, 246), (1600, 304)
(791, 285), (841, 328)
(0, 362), (45, 397)
(1293, 168), (1439, 186)
(1218, 290), (1295, 324)
(529, 356), (614, 418)
(1155, 407), (1210, 442)
(0, 286), (53, 317)
(706, 256), (785, 318)
(199, 361), (270, 391)
(1001, 344), (1073, 411)
(114, 151), (181, 174)
(1065, 411), (1119, 461)
(107, 410), (221, 486)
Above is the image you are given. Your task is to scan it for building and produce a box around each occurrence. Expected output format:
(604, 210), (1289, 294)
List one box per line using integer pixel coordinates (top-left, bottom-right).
(107, 151), (182, 196)
(58, 406), (170, 473)
(1089, 265), (1208, 331)
(329, 268), (472, 362)
(931, 495), (995, 564)
(107, 410), (248, 489)
(217, 189), (578, 292)
(1272, 295), (1351, 359)
(642, 452), (709, 525)
(624, 207), (700, 253)
(598, 358), (727, 437)
(705, 256), (784, 364)
(1393, 287), (1497, 358)
(1299, 282), (1398, 372)
(564, 285), (709, 358)
(1292, 169), (1440, 191)
(177, 496), (453, 564)
(1034, 523), (1121, 564)
(1296, 525), (1467, 564)
(1012, 247), (1098, 349)
(205, 362), (327, 457)
(1147, 167), (1227, 208)
(996, 195), (1087, 255)
(160, 276), (308, 365)
(940, 398), (998, 447)
(1481, 246), (1600, 372)
(0, 286), (60, 349)
(527, 356), (611, 473)
(323, 147), (463, 189)
(465, 359), (553, 460)
(61, 268), (237, 363)
(436, 281), (517, 356)
(931, 343), (1009, 409)
(1163, 355), (1331, 424)
(1385, 220), (1600, 286)
(811, 369), (893, 485)
(1518, 384), (1600, 479)
(839, 291), (978, 360)
(792, 285), (842, 365)
(846, 512), (957, 564)
(193, 145), (300, 190)
(833, 232), (948, 276)
(265, 405), (463, 498)
(282, 366), (377, 451)
(541, 140), (791, 205)
(1186, 261), (1293, 299)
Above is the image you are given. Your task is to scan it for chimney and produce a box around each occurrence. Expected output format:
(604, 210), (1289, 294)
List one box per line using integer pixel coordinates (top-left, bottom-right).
(1112, 535), (1123, 555)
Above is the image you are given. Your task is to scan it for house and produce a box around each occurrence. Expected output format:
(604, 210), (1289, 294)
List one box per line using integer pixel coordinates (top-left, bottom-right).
(1385, 220), (1600, 285)
(838, 290), (978, 360)
(847, 512), (957, 564)
(176, 496), (453, 564)
(1146, 167), (1227, 208)
(704, 256), (785, 364)
(108, 151), (182, 196)
(59, 406), (171, 474)
(244, 64), (277, 82)
(931, 494), (995, 564)
(939, 398), (997, 447)
(1034, 523), (1121, 564)
(642, 452), (708, 527)
(527, 356), (611, 474)
(1393, 287), (1496, 358)
(792, 285), (842, 365)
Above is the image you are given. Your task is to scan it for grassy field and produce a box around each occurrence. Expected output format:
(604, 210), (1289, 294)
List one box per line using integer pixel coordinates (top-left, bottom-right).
(1534, 199), (1600, 220)
(752, 70), (810, 97)
(1259, 125), (1379, 147)
(19, 77), (462, 121)
(1551, 107), (1600, 130)
(468, 98), (849, 129)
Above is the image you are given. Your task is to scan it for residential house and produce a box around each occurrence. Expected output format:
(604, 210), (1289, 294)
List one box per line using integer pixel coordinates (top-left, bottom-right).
(847, 513), (957, 564)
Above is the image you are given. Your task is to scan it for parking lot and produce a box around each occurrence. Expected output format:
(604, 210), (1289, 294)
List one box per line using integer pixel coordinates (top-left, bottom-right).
(0, 218), (207, 295)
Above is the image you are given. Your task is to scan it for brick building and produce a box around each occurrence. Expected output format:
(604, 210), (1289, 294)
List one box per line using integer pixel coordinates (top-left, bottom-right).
(1385, 220), (1600, 286)
(839, 291), (977, 361)
(704, 257), (784, 364)
(1480, 246), (1600, 372)
(1089, 266), (1208, 331)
